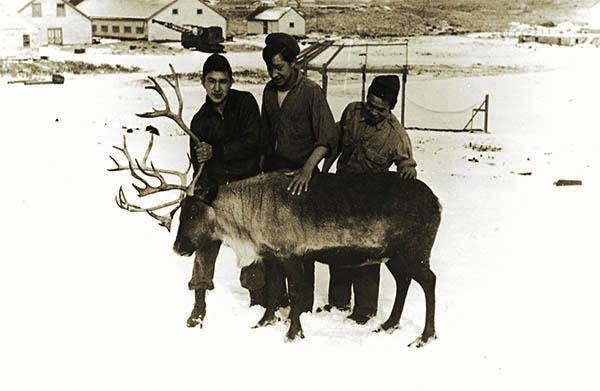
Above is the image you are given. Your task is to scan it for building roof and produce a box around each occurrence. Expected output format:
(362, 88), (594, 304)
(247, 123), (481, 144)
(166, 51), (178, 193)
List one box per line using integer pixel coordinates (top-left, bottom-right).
(19, 0), (91, 20)
(78, 0), (174, 19)
(246, 6), (299, 21)
(77, 0), (224, 20)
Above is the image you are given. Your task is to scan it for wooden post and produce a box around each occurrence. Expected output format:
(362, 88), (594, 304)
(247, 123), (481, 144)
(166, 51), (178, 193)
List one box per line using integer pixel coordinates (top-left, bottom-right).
(320, 44), (343, 99)
(484, 94), (489, 133)
(401, 66), (407, 126)
(402, 43), (409, 126)
(361, 64), (367, 102)
(361, 44), (369, 103)
(322, 67), (328, 97)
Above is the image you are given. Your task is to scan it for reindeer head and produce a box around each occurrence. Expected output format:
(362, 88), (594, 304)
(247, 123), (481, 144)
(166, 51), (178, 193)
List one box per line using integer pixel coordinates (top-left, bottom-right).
(173, 187), (218, 257)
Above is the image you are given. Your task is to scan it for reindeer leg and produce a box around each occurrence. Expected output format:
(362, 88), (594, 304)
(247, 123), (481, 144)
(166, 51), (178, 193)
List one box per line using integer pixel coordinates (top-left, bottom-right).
(301, 259), (315, 313)
(376, 258), (411, 333)
(254, 259), (285, 328)
(405, 262), (437, 348)
(281, 259), (305, 341)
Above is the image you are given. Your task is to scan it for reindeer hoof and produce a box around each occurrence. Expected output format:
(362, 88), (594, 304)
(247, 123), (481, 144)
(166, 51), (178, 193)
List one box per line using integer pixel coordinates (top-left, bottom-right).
(408, 333), (437, 348)
(286, 322), (304, 342)
(285, 328), (305, 342)
(253, 317), (276, 329)
(186, 315), (204, 328)
(374, 321), (400, 334)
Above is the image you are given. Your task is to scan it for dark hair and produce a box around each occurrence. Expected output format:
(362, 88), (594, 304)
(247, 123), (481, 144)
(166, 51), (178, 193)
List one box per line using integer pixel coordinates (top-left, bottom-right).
(262, 33), (300, 66)
(262, 45), (297, 66)
(202, 53), (233, 80)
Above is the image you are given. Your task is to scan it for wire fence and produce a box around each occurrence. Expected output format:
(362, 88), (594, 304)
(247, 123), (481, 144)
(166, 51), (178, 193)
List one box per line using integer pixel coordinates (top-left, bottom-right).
(401, 93), (487, 132)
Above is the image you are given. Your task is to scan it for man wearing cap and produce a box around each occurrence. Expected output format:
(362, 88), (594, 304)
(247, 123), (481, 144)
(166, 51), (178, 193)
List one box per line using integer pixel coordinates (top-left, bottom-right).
(259, 33), (339, 314)
(320, 75), (417, 324)
(186, 53), (265, 327)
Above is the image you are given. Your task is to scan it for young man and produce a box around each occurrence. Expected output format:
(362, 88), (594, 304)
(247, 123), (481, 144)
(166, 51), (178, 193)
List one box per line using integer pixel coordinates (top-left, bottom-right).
(261, 32), (339, 193)
(260, 33), (339, 313)
(186, 53), (264, 327)
(321, 75), (417, 324)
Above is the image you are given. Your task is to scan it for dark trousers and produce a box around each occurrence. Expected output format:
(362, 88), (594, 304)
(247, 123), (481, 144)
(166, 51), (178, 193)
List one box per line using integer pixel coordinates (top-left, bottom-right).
(188, 241), (221, 291)
(328, 264), (381, 317)
(259, 157), (316, 312)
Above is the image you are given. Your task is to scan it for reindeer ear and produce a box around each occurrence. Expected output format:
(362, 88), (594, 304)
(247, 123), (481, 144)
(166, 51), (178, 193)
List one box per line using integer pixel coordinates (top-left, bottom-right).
(194, 185), (219, 206)
(203, 185), (219, 205)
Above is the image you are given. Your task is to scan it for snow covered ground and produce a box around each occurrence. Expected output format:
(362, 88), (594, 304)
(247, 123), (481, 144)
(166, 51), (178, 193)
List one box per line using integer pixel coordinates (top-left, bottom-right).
(1, 36), (599, 390)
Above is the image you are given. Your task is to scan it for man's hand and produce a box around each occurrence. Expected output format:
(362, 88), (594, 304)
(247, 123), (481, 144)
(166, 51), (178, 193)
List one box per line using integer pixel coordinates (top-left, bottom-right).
(194, 142), (213, 163)
(286, 167), (314, 195)
(399, 166), (417, 179)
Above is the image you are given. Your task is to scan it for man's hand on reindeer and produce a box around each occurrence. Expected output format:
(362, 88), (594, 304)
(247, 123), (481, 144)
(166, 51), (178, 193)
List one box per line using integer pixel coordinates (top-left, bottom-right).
(194, 142), (213, 162)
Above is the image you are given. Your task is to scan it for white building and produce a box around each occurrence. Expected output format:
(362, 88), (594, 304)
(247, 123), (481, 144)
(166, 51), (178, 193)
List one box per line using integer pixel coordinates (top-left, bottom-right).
(18, 0), (92, 45)
(0, 10), (40, 58)
(77, 0), (227, 41)
(246, 6), (305, 36)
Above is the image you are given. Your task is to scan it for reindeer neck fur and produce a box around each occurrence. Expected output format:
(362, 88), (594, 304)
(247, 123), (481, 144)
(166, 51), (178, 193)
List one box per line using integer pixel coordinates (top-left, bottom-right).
(209, 174), (276, 268)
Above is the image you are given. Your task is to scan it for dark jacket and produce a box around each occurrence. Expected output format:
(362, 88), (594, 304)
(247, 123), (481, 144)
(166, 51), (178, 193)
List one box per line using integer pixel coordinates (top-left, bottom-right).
(190, 89), (262, 187)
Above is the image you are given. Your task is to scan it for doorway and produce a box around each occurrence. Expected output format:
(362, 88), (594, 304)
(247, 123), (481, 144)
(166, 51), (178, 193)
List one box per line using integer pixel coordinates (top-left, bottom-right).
(48, 28), (63, 45)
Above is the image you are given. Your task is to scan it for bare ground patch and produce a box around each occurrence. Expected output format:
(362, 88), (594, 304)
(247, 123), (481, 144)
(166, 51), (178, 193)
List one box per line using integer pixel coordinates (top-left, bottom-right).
(0, 59), (140, 78)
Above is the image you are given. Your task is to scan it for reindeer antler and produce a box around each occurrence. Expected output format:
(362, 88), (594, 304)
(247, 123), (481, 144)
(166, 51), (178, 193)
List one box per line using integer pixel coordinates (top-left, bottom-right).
(108, 135), (191, 231)
(135, 64), (205, 193)
(109, 65), (206, 230)
(136, 64), (200, 144)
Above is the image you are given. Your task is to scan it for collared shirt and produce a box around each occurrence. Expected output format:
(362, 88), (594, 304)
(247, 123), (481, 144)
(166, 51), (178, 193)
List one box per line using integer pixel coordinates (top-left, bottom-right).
(261, 71), (339, 170)
(336, 102), (416, 175)
(190, 89), (261, 186)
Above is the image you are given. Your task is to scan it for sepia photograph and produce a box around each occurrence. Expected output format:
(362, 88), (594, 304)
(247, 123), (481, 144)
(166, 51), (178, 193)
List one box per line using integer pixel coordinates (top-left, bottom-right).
(1, 0), (598, 390)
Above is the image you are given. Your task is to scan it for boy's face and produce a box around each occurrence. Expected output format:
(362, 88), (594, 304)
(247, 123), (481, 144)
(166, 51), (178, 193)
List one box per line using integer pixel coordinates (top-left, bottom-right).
(267, 53), (294, 88)
(202, 71), (232, 105)
(364, 93), (391, 125)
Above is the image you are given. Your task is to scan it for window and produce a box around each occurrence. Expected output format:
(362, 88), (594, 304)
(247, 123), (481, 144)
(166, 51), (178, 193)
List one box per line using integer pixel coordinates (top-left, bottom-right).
(289, 22), (295, 28)
(124, 26), (132, 34)
(172, 8), (178, 15)
(112, 26), (120, 33)
(136, 27), (144, 34)
(92, 25), (97, 32)
(101, 25), (108, 33)
(197, 9), (203, 14)
(57, 3), (65, 17)
(23, 34), (31, 48)
(32, 3), (41, 17)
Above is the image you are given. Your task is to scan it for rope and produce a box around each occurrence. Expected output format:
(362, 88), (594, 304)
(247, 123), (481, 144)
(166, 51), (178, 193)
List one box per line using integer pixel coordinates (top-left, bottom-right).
(405, 94), (482, 114)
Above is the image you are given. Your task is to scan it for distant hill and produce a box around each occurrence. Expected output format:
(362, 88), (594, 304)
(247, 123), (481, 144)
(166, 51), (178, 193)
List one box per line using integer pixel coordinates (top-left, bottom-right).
(219, 0), (597, 36)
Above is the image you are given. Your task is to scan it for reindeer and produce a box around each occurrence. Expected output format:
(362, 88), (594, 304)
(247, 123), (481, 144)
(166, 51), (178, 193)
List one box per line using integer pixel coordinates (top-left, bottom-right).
(109, 66), (442, 347)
